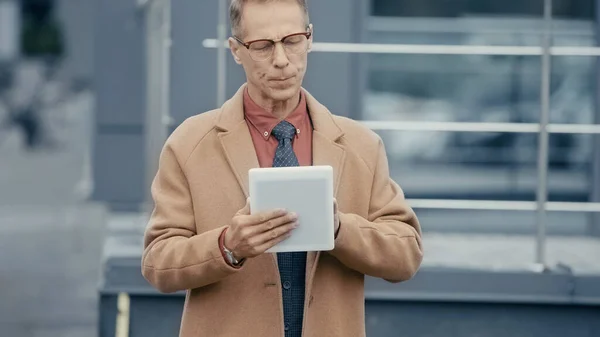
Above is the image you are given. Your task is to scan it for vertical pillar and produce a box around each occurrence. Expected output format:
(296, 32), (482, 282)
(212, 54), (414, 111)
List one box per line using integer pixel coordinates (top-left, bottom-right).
(590, 0), (600, 236)
(93, 0), (147, 211)
(0, 0), (19, 62)
(534, 0), (552, 266)
(350, 0), (371, 121)
(143, 0), (171, 213)
(55, 0), (94, 80)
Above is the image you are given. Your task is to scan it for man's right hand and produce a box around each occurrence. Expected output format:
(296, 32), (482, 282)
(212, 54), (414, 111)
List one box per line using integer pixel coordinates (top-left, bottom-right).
(224, 198), (298, 260)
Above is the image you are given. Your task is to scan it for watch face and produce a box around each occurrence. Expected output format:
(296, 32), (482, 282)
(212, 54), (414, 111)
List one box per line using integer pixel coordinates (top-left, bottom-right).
(227, 251), (237, 264)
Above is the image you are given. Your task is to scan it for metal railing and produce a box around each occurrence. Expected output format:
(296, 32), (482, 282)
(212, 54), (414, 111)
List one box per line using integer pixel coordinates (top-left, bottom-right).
(203, 39), (600, 57)
(142, 0), (172, 214)
(359, 121), (600, 134)
(407, 199), (600, 213)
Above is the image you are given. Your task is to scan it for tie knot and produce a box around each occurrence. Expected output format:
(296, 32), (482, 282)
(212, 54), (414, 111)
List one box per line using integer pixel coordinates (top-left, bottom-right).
(271, 121), (297, 142)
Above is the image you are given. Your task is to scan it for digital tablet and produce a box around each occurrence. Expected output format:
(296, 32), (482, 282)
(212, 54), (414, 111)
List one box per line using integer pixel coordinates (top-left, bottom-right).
(248, 165), (335, 253)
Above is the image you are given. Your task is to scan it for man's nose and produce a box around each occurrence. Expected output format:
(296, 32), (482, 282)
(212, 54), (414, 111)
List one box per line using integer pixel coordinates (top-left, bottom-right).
(272, 43), (290, 68)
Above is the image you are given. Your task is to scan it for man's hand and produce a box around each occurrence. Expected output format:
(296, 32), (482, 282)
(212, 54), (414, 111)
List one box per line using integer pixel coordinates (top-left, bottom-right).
(224, 198), (298, 260)
(333, 198), (340, 235)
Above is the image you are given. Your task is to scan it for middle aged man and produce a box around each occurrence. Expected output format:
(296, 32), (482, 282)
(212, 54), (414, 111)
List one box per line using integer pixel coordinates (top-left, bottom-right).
(141, 0), (423, 336)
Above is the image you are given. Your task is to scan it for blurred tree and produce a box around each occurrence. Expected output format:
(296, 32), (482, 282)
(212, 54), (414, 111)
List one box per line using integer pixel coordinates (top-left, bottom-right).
(20, 0), (64, 57)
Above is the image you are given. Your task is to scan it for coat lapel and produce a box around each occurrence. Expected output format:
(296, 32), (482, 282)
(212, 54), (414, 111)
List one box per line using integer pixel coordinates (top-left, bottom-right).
(217, 123), (259, 198)
(216, 85), (259, 198)
(303, 89), (347, 295)
(312, 131), (346, 197)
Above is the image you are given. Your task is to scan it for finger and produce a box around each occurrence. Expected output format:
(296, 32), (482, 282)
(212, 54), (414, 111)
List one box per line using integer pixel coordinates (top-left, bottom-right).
(255, 220), (297, 245)
(255, 224), (296, 252)
(256, 211), (298, 233)
(240, 212), (297, 240)
(244, 208), (290, 226)
(236, 197), (251, 216)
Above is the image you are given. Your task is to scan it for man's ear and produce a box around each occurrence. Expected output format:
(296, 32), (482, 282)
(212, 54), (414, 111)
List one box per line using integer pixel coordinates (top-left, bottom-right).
(229, 37), (243, 64)
(307, 23), (314, 53)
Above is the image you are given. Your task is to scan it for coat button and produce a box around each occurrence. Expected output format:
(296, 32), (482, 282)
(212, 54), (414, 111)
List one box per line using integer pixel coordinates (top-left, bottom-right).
(284, 323), (290, 331)
(283, 281), (291, 290)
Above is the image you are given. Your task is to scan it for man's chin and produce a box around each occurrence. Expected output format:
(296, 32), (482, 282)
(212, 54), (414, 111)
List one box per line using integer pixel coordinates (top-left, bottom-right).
(268, 85), (300, 101)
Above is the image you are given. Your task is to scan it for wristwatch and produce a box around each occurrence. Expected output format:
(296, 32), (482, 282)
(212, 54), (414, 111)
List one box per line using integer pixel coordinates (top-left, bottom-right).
(222, 244), (243, 266)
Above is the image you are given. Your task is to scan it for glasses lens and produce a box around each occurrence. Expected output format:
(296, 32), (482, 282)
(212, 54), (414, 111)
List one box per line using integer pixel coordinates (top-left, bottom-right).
(283, 34), (308, 55)
(248, 40), (274, 61)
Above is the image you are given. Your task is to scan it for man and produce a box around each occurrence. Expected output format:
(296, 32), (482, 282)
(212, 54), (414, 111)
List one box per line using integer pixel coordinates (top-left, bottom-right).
(141, 0), (423, 336)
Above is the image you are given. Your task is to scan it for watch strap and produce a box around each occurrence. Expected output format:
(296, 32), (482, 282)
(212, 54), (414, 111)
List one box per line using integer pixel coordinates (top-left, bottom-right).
(218, 228), (244, 268)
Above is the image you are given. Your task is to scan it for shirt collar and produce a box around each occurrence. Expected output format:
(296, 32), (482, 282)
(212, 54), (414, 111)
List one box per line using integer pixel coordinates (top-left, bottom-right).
(243, 87), (309, 140)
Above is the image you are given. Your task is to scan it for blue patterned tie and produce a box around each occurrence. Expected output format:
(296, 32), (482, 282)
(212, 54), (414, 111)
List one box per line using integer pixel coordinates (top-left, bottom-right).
(272, 121), (300, 167)
(271, 120), (305, 337)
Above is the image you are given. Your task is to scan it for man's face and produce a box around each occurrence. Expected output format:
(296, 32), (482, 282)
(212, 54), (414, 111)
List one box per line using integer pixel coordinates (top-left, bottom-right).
(230, 1), (312, 103)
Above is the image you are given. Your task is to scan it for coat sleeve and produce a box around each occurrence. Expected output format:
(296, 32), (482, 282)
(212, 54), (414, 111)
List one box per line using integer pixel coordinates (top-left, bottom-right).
(329, 137), (423, 283)
(141, 141), (241, 293)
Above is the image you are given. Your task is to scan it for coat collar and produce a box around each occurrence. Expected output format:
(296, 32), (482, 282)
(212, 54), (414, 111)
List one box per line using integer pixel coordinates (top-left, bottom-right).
(216, 83), (345, 142)
(216, 83), (346, 200)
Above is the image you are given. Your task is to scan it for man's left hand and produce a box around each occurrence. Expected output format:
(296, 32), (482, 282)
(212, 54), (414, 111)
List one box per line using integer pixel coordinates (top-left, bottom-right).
(333, 198), (340, 235)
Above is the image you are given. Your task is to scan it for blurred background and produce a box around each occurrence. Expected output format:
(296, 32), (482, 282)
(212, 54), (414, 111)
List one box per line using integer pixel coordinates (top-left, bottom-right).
(1, 0), (599, 336)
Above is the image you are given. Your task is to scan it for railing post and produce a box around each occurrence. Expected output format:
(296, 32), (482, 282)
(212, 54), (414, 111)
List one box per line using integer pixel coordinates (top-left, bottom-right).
(143, 0), (172, 217)
(216, 0), (227, 107)
(592, 0), (600, 237)
(534, 0), (552, 270)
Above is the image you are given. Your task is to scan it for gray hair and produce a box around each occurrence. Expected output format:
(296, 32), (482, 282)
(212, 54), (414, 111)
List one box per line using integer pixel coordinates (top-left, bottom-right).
(229, 0), (310, 38)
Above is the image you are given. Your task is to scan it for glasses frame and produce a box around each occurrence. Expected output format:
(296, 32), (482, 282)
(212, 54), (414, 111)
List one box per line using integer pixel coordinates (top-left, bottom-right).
(233, 27), (312, 61)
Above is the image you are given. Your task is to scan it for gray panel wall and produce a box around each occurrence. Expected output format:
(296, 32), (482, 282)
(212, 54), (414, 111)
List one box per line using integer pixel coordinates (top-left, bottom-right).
(93, 0), (147, 211)
(169, 0), (222, 123)
(56, 0), (94, 80)
(99, 295), (600, 337)
(94, 0), (369, 210)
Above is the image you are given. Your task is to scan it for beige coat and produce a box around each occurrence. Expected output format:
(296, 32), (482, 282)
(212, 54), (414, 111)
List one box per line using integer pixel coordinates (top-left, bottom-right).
(141, 84), (423, 337)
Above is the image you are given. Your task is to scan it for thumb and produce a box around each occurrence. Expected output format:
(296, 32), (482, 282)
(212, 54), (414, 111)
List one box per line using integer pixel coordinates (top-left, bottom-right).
(237, 197), (251, 215)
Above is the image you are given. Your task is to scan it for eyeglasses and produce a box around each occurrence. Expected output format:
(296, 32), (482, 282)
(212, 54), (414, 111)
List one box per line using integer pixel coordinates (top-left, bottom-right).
(234, 30), (312, 62)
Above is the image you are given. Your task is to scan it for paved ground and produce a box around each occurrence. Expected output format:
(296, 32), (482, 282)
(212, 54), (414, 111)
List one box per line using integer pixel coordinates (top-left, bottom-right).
(0, 83), (100, 336)
(0, 129), (103, 337)
(0, 204), (105, 337)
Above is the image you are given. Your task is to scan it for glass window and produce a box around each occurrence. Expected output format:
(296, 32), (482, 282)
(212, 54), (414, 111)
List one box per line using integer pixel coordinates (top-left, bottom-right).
(362, 52), (595, 201)
(363, 1), (597, 202)
(371, 0), (594, 20)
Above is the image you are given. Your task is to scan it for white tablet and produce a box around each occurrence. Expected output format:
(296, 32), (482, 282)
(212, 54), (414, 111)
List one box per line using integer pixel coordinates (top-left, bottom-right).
(248, 165), (335, 253)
